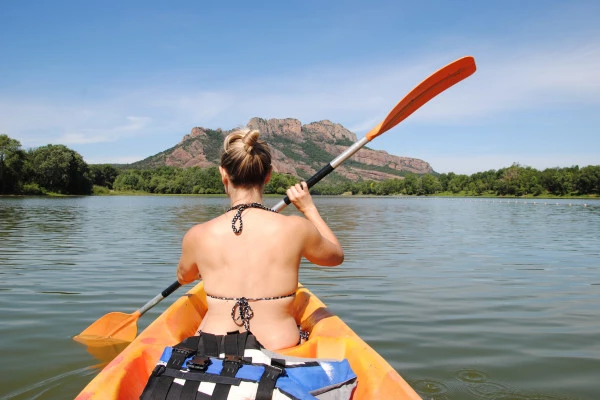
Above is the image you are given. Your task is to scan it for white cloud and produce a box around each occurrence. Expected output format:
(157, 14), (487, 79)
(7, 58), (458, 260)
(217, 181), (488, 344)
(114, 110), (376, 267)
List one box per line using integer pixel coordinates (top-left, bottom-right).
(57, 116), (152, 145)
(84, 155), (145, 165)
(2, 32), (599, 162)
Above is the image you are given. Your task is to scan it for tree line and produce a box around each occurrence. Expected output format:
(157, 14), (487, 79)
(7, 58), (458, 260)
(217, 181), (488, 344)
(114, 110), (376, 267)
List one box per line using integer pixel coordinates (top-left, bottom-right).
(1, 134), (599, 197)
(1, 135), (93, 195)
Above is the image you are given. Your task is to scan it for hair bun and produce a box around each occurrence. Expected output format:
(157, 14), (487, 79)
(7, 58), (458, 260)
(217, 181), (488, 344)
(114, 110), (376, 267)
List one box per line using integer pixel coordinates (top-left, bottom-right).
(242, 130), (260, 154)
(221, 128), (271, 186)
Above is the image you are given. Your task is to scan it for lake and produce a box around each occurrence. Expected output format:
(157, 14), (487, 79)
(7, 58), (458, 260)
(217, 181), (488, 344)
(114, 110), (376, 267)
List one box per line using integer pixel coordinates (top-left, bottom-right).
(0, 196), (598, 399)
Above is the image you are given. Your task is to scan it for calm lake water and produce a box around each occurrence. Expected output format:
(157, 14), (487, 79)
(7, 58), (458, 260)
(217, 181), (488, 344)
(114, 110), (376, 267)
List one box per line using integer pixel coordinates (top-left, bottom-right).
(0, 196), (599, 400)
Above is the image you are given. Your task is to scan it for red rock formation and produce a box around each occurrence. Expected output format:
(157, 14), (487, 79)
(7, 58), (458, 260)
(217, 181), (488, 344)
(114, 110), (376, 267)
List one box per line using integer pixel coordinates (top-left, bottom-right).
(134, 118), (434, 180)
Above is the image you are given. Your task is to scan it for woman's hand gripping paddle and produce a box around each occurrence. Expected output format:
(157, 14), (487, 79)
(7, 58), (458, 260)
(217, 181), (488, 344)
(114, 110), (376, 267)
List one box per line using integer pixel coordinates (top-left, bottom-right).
(73, 56), (476, 346)
(272, 55), (477, 212)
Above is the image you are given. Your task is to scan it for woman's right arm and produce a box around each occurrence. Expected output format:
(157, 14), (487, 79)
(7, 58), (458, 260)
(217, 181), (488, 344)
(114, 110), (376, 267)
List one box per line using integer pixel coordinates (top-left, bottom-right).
(286, 182), (344, 266)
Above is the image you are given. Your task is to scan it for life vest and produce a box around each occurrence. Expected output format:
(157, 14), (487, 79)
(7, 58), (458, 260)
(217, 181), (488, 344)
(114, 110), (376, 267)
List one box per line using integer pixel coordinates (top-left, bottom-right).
(140, 331), (357, 400)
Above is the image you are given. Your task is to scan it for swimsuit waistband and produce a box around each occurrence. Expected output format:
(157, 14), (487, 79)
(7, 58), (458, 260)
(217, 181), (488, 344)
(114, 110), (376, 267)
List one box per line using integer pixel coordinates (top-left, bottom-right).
(205, 291), (296, 302)
(205, 291), (297, 331)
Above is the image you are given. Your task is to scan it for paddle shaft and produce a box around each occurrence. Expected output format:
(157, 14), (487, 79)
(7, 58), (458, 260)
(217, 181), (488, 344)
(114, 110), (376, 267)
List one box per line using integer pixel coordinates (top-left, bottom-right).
(138, 280), (182, 315)
(272, 137), (368, 212)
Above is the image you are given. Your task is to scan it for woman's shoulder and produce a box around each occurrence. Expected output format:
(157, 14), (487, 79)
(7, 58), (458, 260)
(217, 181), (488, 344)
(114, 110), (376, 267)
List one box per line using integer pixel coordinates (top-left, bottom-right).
(184, 215), (226, 238)
(275, 214), (316, 233)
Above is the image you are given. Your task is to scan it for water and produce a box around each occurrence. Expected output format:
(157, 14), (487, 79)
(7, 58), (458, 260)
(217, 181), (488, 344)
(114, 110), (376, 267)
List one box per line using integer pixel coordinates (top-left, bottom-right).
(0, 196), (599, 399)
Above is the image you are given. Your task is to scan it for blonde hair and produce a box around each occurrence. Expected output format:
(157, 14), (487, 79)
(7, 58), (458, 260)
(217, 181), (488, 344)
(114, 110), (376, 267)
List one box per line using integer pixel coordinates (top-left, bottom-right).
(220, 129), (272, 187)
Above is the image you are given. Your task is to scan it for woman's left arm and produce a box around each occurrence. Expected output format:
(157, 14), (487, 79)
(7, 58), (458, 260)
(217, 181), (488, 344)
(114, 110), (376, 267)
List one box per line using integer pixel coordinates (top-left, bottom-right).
(177, 228), (202, 284)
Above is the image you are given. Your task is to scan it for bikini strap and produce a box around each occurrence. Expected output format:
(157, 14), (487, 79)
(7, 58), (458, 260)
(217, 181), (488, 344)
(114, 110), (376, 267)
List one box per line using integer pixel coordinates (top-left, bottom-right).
(206, 291), (296, 331)
(226, 202), (276, 234)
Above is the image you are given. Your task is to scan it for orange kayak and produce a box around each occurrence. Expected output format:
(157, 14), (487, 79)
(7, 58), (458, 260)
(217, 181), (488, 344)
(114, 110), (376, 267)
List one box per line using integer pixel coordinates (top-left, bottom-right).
(76, 282), (421, 399)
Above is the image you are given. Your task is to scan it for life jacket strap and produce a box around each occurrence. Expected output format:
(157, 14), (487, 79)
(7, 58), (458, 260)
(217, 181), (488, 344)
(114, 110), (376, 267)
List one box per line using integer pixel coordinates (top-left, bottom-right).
(211, 355), (243, 400)
(256, 363), (284, 400)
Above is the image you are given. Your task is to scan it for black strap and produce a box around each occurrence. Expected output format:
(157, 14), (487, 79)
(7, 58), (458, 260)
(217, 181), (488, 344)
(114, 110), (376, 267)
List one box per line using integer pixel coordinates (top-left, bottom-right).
(223, 332), (239, 356)
(200, 333), (220, 357)
(140, 365), (173, 400)
(142, 343), (196, 400)
(159, 369), (242, 385)
(180, 380), (200, 400)
(211, 356), (243, 400)
(164, 380), (183, 400)
(256, 364), (284, 400)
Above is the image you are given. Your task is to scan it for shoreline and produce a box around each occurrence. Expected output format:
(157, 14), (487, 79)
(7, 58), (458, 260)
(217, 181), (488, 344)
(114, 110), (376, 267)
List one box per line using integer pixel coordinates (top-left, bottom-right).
(3, 192), (598, 201)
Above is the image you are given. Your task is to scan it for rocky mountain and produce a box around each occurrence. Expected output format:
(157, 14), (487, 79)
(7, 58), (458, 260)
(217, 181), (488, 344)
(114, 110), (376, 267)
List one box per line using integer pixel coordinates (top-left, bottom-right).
(132, 118), (434, 181)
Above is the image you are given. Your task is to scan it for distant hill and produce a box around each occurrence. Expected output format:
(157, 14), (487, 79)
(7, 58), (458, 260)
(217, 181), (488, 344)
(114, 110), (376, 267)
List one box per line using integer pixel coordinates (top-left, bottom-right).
(131, 118), (434, 181)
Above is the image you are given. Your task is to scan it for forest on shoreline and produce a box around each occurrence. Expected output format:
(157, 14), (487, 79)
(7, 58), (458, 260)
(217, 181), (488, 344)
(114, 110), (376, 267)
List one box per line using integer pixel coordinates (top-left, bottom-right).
(2, 134), (599, 198)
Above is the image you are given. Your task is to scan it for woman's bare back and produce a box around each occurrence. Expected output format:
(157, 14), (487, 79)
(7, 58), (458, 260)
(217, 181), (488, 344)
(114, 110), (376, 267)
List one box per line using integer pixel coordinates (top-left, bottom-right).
(182, 209), (307, 350)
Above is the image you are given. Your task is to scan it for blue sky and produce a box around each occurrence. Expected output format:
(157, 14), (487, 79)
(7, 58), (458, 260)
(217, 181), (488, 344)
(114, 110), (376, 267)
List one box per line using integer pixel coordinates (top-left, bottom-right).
(1, 1), (598, 174)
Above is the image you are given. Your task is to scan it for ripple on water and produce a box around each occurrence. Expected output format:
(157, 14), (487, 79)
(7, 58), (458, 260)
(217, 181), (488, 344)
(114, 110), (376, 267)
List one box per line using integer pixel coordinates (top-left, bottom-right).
(1, 365), (99, 400)
(38, 291), (81, 295)
(411, 379), (450, 400)
(455, 369), (573, 400)
(456, 368), (489, 383)
(494, 393), (574, 400)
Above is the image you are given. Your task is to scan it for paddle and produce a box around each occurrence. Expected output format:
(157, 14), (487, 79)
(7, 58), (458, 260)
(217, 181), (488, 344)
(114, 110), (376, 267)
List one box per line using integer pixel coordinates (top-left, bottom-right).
(73, 281), (182, 344)
(74, 55), (476, 345)
(272, 55), (477, 212)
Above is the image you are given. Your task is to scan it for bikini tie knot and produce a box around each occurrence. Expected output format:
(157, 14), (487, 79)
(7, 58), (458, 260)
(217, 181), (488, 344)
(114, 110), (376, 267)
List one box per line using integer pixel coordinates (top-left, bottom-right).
(232, 297), (254, 331)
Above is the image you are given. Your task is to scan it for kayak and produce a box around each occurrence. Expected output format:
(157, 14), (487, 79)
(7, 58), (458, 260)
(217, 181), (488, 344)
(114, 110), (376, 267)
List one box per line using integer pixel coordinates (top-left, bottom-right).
(76, 282), (422, 399)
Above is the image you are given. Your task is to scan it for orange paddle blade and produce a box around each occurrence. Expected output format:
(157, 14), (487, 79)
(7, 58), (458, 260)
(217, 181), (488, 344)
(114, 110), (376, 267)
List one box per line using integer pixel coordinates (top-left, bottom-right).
(73, 310), (141, 344)
(366, 56), (476, 141)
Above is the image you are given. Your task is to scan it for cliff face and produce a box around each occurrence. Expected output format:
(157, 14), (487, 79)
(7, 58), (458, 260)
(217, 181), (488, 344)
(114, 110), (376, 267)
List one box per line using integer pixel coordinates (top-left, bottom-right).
(133, 118), (434, 181)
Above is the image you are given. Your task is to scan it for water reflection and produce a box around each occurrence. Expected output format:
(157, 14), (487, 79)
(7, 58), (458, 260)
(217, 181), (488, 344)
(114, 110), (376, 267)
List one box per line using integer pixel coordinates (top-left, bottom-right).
(1, 196), (599, 399)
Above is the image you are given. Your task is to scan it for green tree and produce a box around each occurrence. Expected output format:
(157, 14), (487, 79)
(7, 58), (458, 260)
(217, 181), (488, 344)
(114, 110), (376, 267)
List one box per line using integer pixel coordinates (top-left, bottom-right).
(0, 134), (26, 194)
(89, 164), (119, 189)
(403, 174), (419, 195)
(26, 144), (92, 194)
(265, 173), (298, 195)
(576, 165), (600, 194)
(420, 174), (442, 195)
(496, 164), (521, 195)
(113, 170), (144, 191)
(518, 166), (543, 196)
(448, 174), (469, 194)
(438, 172), (452, 192)
(469, 170), (497, 195)
(375, 178), (403, 195)
(541, 166), (578, 196)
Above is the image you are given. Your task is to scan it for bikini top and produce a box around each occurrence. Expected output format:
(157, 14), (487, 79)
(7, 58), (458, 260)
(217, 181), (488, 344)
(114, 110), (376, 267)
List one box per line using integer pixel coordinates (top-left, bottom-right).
(206, 292), (297, 331)
(215, 202), (294, 331)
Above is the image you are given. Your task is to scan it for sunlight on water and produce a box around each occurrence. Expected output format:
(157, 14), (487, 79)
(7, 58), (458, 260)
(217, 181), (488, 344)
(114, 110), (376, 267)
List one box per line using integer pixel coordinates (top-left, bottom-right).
(1, 196), (599, 399)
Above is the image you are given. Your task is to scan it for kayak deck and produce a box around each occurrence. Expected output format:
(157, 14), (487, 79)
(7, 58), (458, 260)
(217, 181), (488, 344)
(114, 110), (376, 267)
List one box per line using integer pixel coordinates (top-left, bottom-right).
(76, 283), (421, 399)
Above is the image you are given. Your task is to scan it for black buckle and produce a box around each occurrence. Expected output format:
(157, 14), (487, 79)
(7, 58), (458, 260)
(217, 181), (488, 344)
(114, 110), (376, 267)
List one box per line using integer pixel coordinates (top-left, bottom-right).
(224, 354), (243, 363)
(221, 355), (243, 376)
(187, 355), (211, 372)
(172, 346), (196, 357)
(265, 364), (284, 379)
(152, 364), (167, 376)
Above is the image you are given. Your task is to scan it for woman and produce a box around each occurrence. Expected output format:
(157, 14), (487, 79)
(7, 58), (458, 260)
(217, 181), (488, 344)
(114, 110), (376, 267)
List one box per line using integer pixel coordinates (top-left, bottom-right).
(177, 128), (344, 351)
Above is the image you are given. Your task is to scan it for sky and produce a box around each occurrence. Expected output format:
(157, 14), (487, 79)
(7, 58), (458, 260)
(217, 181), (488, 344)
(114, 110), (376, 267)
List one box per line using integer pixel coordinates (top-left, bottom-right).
(1, 0), (599, 175)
